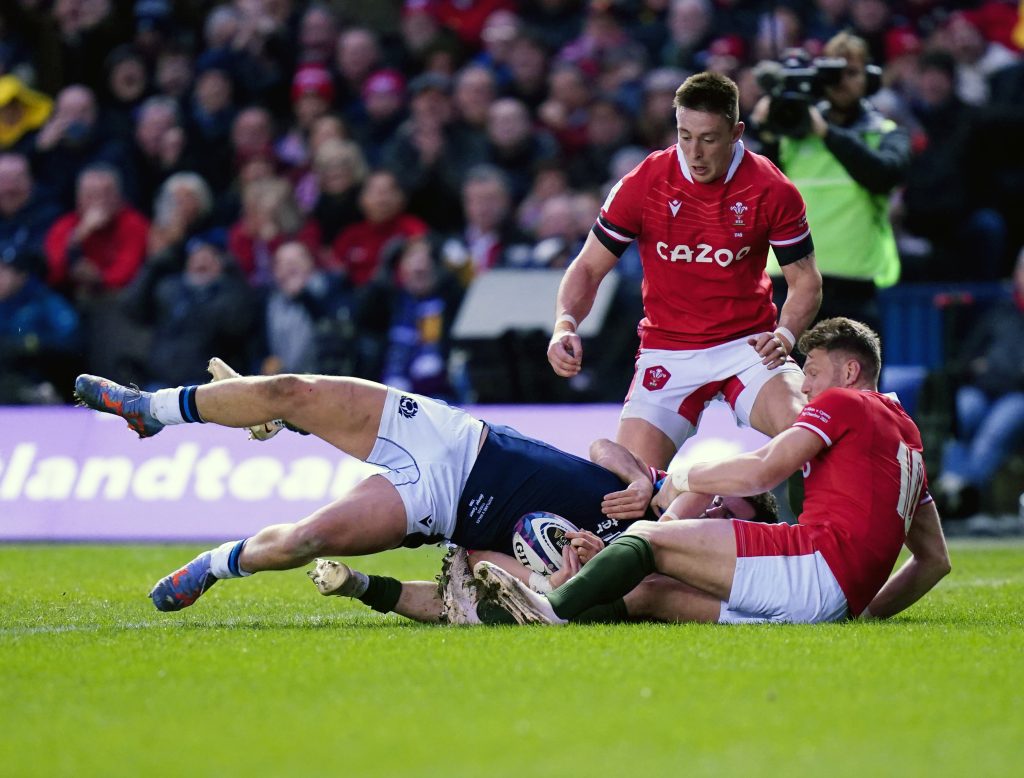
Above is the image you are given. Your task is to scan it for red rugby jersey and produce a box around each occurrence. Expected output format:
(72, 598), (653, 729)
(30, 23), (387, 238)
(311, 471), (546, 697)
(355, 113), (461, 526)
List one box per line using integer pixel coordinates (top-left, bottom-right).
(791, 388), (931, 617)
(594, 141), (812, 349)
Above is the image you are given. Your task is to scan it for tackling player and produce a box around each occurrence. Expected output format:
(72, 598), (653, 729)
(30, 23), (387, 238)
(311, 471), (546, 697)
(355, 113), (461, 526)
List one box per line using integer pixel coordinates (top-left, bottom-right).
(481, 318), (951, 625)
(548, 72), (822, 470)
(305, 491), (780, 625)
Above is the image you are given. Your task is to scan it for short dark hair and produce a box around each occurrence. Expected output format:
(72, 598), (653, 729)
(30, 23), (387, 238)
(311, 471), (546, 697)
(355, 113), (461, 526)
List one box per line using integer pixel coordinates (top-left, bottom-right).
(673, 72), (739, 126)
(746, 491), (780, 523)
(798, 317), (882, 383)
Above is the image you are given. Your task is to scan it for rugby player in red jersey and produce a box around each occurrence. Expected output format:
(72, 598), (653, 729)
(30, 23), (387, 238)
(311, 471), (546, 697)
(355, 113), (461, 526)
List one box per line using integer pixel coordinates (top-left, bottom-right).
(548, 72), (823, 469)
(481, 318), (951, 625)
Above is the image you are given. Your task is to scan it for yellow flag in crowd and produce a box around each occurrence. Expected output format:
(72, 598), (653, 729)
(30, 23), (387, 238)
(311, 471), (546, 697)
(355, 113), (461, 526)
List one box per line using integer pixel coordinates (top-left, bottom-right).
(1015, 1), (1024, 49)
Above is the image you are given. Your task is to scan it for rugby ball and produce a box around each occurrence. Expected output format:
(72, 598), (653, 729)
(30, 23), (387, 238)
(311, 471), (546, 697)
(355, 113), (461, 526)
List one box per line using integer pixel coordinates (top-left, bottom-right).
(511, 512), (579, 574)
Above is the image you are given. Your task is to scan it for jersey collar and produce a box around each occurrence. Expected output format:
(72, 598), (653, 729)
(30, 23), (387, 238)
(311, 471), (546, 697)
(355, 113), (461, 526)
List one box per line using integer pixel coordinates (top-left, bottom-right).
(675, 139), (746, 184)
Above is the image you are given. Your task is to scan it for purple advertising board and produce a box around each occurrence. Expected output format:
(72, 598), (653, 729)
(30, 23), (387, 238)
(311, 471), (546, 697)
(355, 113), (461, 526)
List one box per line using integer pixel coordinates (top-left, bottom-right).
(0, 402), (767, 541)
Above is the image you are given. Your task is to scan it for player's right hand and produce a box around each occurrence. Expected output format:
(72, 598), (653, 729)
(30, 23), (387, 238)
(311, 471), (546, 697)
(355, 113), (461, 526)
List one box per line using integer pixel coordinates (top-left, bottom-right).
(565, 530), (604, 566)
(547, 330), (583, 377)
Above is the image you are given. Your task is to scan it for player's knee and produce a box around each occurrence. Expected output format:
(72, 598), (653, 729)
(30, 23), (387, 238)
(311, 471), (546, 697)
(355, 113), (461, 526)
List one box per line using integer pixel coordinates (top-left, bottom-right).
(263, 374), (315, 406)
(624, 520), (659, 542)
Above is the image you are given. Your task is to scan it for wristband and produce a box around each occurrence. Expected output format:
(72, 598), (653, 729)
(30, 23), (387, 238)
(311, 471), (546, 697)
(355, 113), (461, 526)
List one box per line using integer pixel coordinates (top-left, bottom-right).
(670, 467), (689, 492)
(556, 313), (579, 330)
(773, 326), (796, 354)
(528, 571), (553, 593)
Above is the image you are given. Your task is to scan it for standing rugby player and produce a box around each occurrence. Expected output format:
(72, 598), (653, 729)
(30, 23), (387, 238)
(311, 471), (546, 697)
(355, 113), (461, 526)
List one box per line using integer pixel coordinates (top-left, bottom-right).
(548, 72), (822, 469)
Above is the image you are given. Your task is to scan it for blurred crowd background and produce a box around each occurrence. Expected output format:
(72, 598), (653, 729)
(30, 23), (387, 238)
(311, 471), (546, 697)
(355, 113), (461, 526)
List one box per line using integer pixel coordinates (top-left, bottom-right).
(0, 0), (1022, 518)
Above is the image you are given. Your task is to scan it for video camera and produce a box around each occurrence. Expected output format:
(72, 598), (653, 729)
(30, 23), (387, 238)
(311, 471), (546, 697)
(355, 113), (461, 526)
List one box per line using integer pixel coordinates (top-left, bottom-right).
(753, 51), (847, 138)
(754, 50), (881, 138)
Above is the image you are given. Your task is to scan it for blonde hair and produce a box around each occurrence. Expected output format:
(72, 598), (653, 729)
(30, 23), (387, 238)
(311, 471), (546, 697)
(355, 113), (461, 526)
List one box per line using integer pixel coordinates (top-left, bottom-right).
(824, 32), (869, 64)
(313, 139), (368, 181)
(243, 177), (303, 234)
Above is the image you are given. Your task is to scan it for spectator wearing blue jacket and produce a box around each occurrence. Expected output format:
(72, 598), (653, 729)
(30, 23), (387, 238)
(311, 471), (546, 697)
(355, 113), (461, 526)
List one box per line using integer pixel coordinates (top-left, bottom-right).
(0, 245), (81, 403)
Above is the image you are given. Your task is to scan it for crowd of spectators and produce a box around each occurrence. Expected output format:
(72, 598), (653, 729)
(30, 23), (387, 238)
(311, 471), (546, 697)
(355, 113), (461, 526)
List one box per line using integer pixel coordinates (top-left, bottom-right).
(0, 0), (1022, 419)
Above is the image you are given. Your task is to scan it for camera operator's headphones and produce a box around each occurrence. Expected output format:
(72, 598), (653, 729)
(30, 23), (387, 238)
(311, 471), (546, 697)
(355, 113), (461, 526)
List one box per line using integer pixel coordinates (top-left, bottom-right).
(864, 63), (883, 97)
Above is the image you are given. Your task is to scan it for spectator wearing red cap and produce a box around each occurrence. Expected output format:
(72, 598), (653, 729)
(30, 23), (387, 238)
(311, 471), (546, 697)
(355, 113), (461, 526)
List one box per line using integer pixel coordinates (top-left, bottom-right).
(355, 69), (408, 166)
(278, 65), (336, 170)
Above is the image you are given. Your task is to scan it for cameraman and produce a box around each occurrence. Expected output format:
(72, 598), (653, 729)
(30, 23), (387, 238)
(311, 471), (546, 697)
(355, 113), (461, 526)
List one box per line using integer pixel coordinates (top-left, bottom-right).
(752, 32), (909, 335)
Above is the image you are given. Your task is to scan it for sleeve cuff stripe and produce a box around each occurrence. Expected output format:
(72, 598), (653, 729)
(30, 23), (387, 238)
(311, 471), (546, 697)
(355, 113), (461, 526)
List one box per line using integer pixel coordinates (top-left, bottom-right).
(769, 228), (812, 247)
(597, 216), (637, 242)
(794, 421), (832, 446)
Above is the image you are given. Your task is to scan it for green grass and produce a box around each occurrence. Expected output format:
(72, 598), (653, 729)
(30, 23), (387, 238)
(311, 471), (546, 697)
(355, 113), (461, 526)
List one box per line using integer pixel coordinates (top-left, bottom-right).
(1, 541), (1022, 778)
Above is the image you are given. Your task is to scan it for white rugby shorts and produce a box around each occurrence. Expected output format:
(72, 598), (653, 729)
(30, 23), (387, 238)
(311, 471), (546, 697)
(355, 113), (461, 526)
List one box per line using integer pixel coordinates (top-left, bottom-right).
(719, 520), (849, 624)
(621, 334), (804, 447)
(367, 388), (484, 542)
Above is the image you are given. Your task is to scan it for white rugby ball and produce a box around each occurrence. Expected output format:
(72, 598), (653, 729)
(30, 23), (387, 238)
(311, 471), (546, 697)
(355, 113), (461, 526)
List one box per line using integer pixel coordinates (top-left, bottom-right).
(511, 512), (579, 575)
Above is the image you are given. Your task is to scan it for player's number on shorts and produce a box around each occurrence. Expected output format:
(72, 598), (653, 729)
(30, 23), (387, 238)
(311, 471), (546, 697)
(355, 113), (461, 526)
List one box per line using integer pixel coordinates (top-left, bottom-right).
(896, 441), (925, 533)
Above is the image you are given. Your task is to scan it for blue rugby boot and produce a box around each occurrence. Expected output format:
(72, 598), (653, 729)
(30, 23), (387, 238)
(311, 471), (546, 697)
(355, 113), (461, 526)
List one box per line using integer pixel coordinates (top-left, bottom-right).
(74, 374), (165, 438)
(149, 551), (218, 612)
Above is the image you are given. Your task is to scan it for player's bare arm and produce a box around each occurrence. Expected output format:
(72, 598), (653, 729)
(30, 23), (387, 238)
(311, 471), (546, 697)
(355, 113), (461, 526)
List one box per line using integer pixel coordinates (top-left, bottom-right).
(663, 425), (825, 500)
(862, 500), (951, 619)
(652, 489), (716, 520)
(589, 437), (656, 519)
(749, 252), (822, 368)
(548, 233), (619, 378)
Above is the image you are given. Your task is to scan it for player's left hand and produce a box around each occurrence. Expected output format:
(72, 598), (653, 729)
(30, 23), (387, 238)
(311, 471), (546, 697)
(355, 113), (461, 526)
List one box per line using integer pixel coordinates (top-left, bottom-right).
(748, 331), (789, 369)
(550, 544), (582, 587)
(601, 477), (654, 519)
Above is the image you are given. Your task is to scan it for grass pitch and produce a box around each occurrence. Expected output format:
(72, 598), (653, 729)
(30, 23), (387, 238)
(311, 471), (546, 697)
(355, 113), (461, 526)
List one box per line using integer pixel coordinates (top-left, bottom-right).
(1, 540), (1022, 778)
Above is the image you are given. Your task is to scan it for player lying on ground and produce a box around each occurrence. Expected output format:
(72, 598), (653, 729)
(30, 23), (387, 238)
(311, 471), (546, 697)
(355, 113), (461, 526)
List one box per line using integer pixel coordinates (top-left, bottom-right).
(473, 318), (952, 625)
(75, 365), (689, 612)
(305, 491), (779, 625)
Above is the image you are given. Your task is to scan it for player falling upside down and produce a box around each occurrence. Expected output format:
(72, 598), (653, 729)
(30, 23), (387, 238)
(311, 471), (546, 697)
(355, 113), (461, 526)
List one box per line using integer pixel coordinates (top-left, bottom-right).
(306, 491), (780, 625)
(75, 362), (749, 613)
(477, 318), (952, 625)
